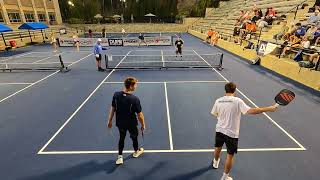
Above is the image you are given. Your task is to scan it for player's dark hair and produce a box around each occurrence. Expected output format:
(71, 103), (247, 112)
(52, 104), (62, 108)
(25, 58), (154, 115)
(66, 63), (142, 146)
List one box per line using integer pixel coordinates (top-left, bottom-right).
(225, 82), (236, 93)
(124, 77), (137, 89)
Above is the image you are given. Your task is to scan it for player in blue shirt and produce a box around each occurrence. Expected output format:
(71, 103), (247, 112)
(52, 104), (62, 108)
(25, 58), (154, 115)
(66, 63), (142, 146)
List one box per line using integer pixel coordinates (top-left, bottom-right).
(93, 38), (108, 71)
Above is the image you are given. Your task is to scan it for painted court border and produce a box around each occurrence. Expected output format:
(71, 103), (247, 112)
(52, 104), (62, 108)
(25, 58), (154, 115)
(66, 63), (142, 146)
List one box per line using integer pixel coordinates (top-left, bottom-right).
(37, 49), (306, 155)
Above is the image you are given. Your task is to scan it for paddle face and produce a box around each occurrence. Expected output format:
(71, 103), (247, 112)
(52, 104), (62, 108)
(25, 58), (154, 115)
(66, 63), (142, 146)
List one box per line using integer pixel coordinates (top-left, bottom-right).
(275, 89), (295, 106)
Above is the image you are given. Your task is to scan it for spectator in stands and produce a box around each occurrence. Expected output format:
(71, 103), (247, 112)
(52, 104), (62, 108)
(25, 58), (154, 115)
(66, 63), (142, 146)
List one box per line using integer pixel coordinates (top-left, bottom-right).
(273, 21), (289, 41)
(284, 23), (300, 40)
(264, 7), (277, 25)
(305, 23), (318, 40)
(315, 0), (320, 12)
(281, 36), (310, 57)
(288, 23), (305, 42)
(305, 11), (320, 25)
(251, 10), (262, 23)
(243, 20), (257, 38)
(257, 9), (263, 19)
(205, 28), (214, 43)
(236, 10), (245, 26)
(313, 28), (320, 45)
(211, 29), (219, 46)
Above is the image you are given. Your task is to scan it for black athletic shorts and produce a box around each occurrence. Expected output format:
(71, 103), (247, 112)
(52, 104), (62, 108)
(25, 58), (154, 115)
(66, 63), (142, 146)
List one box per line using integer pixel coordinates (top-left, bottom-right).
(215, 132), (238, 155)
(95, 54), (102, 61)
(118, 126), (139, 139)
(176, 47), (182, 54)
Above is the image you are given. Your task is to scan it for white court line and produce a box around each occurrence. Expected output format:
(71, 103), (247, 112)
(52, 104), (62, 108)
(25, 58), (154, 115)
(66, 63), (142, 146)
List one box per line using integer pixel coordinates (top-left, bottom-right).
(0, 52), (33, 62)
(103, 81), (227, 84)
(192, 49), (307, 150)
(164, 82), (174, 150)
(39, 147), (306, 155)
(132, 49), (195, 52)
(37, 51), (132, 154)
(111, 54), (212, 57)
(0, 53), (93, 104)
(32, 57), (52, 64)
(120, 61), (204, 63)
(0, 83), (33, 85)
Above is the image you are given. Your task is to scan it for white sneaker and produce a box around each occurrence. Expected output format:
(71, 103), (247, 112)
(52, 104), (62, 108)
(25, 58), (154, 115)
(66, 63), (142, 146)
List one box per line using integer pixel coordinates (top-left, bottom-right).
(133, 148), (144, 158)
(212, 158), (220, 169)
(221, 175), (233, 180)
(116, 155), (123, 165)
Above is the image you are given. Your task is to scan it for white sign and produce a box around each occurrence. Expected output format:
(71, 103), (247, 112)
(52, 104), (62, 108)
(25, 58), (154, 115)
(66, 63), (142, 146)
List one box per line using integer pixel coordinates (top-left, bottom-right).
(58, 38), (109, 47)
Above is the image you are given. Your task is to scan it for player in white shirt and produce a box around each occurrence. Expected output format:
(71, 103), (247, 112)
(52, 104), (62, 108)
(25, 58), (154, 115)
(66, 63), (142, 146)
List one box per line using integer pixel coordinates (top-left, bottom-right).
(211, 82), (278, 180)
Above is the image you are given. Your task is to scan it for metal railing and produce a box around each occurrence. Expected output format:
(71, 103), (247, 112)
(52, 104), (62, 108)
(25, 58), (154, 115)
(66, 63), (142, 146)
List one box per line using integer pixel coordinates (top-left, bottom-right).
(284, 0), (309, 20)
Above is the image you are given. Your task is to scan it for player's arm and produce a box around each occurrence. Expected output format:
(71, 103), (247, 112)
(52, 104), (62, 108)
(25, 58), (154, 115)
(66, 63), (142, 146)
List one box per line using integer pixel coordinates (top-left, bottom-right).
(108, 95), (116, 128)
(135, 99), (145, 131)
(210, 102), (218, 117)
(246, 105), (278, 114)
(137, 112), (145, 130)
(107, 106), (115, 128)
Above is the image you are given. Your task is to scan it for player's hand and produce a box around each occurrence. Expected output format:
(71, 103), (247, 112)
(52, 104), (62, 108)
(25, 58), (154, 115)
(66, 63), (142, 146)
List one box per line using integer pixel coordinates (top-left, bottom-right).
(141, 125), (145, 132)
(107, 121), (112, 128)
(269, 104), (278, 112)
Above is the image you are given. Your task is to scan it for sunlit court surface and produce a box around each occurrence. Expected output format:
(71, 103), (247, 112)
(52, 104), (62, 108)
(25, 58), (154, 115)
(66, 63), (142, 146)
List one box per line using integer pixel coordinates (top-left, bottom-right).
(1, 1), (320, 179)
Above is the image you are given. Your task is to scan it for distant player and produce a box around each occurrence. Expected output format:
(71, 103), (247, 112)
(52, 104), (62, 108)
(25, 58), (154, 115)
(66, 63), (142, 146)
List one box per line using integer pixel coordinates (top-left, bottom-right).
(138, 33), (148, 46)
(93, 38), (108, 72)
(175, 36), (184, 58)
(72, 33), (80, 52)
(121, 28), (126, 37)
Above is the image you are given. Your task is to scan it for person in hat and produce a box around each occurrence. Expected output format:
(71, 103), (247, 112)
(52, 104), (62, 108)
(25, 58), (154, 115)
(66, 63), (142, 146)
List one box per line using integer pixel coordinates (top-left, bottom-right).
(93, 38), (108, 71)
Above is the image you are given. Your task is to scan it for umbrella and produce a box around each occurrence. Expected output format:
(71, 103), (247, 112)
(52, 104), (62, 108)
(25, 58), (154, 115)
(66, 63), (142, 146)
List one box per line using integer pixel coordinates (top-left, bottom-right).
(0, 24), (13, 46)
(145, 13), (156, 23)
(18, 22), (49, 43)
(112, 14), (121, 18)
(94, 14), (103, 19)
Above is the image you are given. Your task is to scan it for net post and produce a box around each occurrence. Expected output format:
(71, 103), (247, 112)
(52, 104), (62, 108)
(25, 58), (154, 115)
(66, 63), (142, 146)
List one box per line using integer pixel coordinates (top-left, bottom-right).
(219, 53), (223, 70)
(105, 54), (108, 69)
(59, 55), (69, 72)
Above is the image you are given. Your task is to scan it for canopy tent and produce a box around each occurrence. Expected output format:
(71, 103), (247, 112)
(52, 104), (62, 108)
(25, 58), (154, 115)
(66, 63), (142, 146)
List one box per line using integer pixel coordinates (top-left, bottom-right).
(18, 22), (49, 43)
(0, 24), (13, 46)
(145, 13), (156, 23)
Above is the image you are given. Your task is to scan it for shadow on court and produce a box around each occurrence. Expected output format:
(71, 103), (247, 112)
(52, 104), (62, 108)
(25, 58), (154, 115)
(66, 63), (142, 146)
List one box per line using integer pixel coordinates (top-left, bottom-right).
(18, 160), (111, 180)
(167, 165), (212, 180)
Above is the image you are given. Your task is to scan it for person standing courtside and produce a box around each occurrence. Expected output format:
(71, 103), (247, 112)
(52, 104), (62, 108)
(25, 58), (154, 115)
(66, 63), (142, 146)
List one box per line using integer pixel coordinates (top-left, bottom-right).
(211, 82), (278, 180)
(175, 36), (184, 59)
(93, 38), (108, 72)
(107, 77), (145, 165)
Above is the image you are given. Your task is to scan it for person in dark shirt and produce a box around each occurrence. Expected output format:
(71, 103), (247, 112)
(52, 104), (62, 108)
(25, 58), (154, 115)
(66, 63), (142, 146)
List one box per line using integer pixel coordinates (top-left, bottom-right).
(107, 77), (146, 165)
(138, 33), (148, 46)
(175, 36), (184, 58)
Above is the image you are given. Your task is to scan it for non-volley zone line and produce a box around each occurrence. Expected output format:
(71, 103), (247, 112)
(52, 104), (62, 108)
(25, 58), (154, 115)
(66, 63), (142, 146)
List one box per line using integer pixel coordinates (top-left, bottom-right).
(38, 147), (306, 155)
(0, 83), (33, 85)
